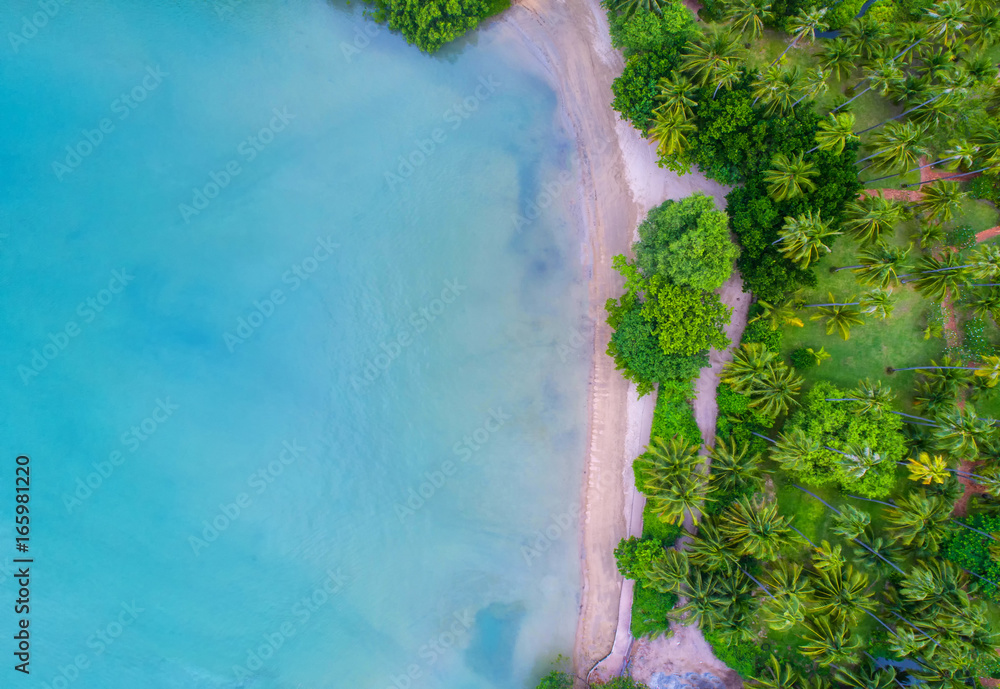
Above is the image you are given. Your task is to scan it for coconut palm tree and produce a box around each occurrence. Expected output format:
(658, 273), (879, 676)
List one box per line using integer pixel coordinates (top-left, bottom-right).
(826, 378), (895, 415)
(891, 22), (932, 62)
(649, 109), (696, 158)
(712, 60), (742, 99)
(866, 139), (979, 184)
(834, 58), (904, 113)
(836, 664), (899, 689)
(927, 0), (971, 47)
(812, 540), (846, 572)
(843, 192), (906, 244)
(764, 152), (818, 201)
(772, 6), (829, 65)
(820, 39), (857, 81)
(859, 287), (896, 319)
(687, 520), (739, 572)
(722, 342), (778, 392)
(645, 548), (689, 594)
(763, 66), (803, 116)
(809, 112), (858, 155)
(749, 656), (801, 688)
(831, 504), (871, 542)
(967, 289), (1000, 322)
(644, 470), (713, 526)
(886, 490), (953, 552)
(842, 16), (890, 62)
(863, 120), (929, 174)
(751, 64), (783, 108)
(776, 210), (839, 268)
(726, 0), (772, 40)
(708, 436), (762, 495)
(801, 615), (861, 666)
(809, 296), (865, 340)
(907, 250), (969, 301)
(655, 74), (698, 118)
(771, 427), (818, 473)
(606, 0), (673, 18)
(791, 67), (829, 108)
(682, 30), (741, 86)
(720, 496), (796, 561)
(907, 451), (950, 485)
(848, 244), (910, 288)
(752, 365), (804, 417)
(966, 6), (1000, 50)
(917, 180), (967, 224)
(934, 407), (995, 457)
(812, 564), (875, 625)
(842, 193), (905, 246)
(749, 297), (803, 330)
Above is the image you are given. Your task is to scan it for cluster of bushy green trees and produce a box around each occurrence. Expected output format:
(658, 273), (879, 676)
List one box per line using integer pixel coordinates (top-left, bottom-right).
(366, 0), (509, 52)
(606, 193), (737, 396)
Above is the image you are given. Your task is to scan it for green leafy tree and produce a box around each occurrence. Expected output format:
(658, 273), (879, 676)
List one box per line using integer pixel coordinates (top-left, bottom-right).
(614, 536), (663, 580)
(370, 0), (498, 53)
(635, 194), (739, 291)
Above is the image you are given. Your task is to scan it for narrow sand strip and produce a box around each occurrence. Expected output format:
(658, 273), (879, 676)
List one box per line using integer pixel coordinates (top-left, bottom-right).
(499, 0), (735, 682)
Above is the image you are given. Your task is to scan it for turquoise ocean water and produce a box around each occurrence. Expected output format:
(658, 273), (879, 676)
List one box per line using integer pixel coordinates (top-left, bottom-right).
(0, 2), (591, 687)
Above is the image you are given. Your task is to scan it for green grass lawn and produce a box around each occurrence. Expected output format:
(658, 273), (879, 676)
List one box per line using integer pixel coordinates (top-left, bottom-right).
(957, 198), (1000, 234)
(780, 230), (946, 404)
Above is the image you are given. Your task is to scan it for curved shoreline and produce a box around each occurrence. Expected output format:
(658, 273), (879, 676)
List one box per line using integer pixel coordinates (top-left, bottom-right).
(498, 0), (734, 681)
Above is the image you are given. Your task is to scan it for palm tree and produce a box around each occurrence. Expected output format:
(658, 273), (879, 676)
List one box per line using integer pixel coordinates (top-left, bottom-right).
(907, 451), (950, 484)
(708, 436), (762, 495)
(749, 297), (803, 330)
(917, 180), (967, 224)
(967, 288), (1000, 322)
(749, 656), (800, 688)
(926, 0), (971, 47)
(801, 616), (861, 666)
(764, 152), (818, 201)
(726, 0), (772, 40)
(833, 58), (904, 113)
(849, 244), (911, 288)
(836, 664), (899, 689)
(831, 504), (871, 541)
(866, 139), (979, 184)
(886, 490), (952, 552)
(771, 427), (819, 473)
(762, 66), (802, 116)
(826, 378), (895, 415)
(687, 520), (739, 572)
(859, 287), (896, 319)
(809, 112), (858, 155)
(644, 470), (713, 525)
(811, 564), (875, 625)
(841, 193), (904, 245)
(649, 109), (696, 158)
(720, 496), (796, 561)
(842, 16), (890, 62)
(811, 540), (845, 572)
(606, 0), (673, 18)
(907, 250), (968, 301)
(966, 6), (1000, 50)
(655, 74), (697, 118)
(682, 30), (741, 87)
(722, 343), (777, 392)
(863, 120), (928, 175)
(791, 67), (829, 108)
(773, 6), (829, 65)
(934, 407), (995, 457)
(809, 296), (865, 340)
(645, 549), (689, 594)
(776, 210), (839, 268)
(712, 61), (742, 99)
(751, 64), (783, 108)
(819, 39), (857, 81)
(891, 22), (931, 63)
(752, 365), (803, 417)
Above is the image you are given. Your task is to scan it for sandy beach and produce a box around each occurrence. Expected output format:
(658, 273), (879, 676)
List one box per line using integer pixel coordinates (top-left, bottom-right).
(499, 0), (738, 683)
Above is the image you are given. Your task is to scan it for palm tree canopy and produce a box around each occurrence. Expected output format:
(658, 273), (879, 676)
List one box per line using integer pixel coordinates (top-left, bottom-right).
(764, 152), (819, 201)
(814, 112), (858, 155)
